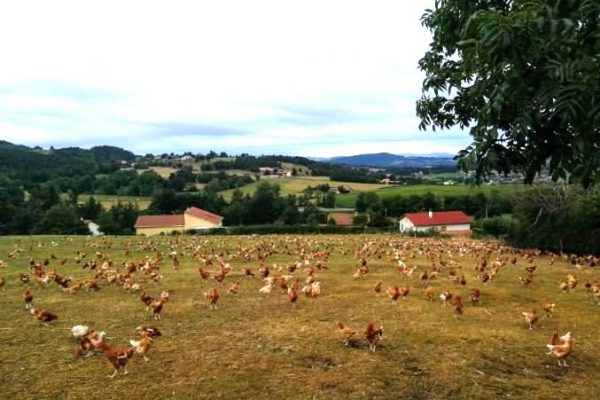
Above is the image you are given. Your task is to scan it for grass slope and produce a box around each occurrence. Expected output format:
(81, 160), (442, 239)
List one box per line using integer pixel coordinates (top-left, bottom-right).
(336, 184), (523, 207)
(219, 176), (386, 201)
(0, 235), (598, 399)
(78, 195), (152, 211)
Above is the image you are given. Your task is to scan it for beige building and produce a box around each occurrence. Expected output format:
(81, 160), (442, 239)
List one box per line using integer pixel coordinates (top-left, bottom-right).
(134, 207), (223, 235)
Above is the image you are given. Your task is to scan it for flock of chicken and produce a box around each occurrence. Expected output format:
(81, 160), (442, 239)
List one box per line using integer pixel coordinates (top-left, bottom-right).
(1, 235), (599, 378)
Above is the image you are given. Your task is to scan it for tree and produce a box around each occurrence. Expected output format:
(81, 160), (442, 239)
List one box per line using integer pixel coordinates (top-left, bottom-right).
(34, 203), (88, 234)
(246, 182), (283, 224)
(148, 188), (178, 214)
(97, 201), (139, 235)
(321, 191), (336, 208)
(278, 195), (302, 225)
(418, 1), (600, 187)
(79, 196), (103, 220)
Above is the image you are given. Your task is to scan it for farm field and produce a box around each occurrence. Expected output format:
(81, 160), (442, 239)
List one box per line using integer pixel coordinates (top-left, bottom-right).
(336, 184), (523, 207)
(0, 235), (599, 399)
(219, 176), (386, 201)
(136, 166), (178, 178)
(78, 194), (152, 211)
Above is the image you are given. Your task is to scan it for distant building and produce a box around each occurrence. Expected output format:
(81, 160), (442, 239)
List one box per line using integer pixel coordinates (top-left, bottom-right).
(134, 207), (224, 235)
(327, 212), (355, 226)
(398, 211), (472, 236)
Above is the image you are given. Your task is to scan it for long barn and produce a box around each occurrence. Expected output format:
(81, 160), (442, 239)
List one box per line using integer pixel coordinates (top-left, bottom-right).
(398, 210), (472, 235)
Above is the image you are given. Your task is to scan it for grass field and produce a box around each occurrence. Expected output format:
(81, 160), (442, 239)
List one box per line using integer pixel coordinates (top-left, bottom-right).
(0, 235), (599, 399)
(78, 194), (152, 211)
(336, 184), (523, 207)
(136, 166), (178, 178)
(219, 176), (386, 201)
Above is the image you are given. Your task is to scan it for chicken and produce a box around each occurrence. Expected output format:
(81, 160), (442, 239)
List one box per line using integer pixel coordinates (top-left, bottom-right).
(259, 282), (274, 295)
(525, 264), (537, 274)
(204, 287), (219, 309)
(439, 289), (453, 306)
(519, 272), (534, 286)
(541, 299), (555, 318)
(130, 332), (154, 362)
(373, 281), (382, 296)
(522, 309), (539, 330)
(0, 275), (5, 288)
(566, 274), (579, 291)
(136, 325), (162, 338)
(19, 273), (30, 284)
(452, 295), (463, 318)
(310, 282), (321, 298)
(71, 324), (90, 339)
(337, 321), (357, 345)
(469, 288), (480, 305)
(23, 290), (33, 309)
(244, 268), (255, 278)
(149, 298), (166, 320)
(364, 322), (383, 351)
(96, 341), (135, 378)
(387, 286), (401, 305)
(140, 291), (154, 308)
(198, 267), (210, 280)
(228, 282), (241, 295)
(30, 308), (58, 325)
(398, 286), (410, 300)
(75, 330), (107, 357)
(425, 286), (434, 301)
(287, 287), (298, 304)
(546, 332), (575, 367)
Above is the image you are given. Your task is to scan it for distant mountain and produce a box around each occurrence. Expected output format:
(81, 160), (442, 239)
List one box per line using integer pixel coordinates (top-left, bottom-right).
(327, 152), (456, 168)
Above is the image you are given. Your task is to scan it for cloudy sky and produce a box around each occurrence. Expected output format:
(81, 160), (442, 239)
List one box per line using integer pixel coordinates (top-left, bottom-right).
(0, 0), (470, 157)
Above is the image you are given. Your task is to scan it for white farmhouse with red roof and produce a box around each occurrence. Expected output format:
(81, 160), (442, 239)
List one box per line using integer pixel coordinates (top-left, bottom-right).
(399, 210), (473, 236)
(134, 207), (223, 235)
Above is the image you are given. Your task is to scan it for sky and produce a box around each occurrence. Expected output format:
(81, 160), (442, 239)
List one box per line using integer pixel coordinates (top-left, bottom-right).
(0, 0), (471, 158)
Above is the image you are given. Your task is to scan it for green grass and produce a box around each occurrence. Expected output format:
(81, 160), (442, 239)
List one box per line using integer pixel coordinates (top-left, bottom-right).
(78, 194), (151, 211)
(0, 235), (599, 399)
(336, 184), (523, 207)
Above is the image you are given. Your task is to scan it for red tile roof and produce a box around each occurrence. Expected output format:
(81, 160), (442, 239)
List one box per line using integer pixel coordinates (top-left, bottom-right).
(403, 211), (472, 227)
(185, 207), (223, 224)
(328, 212), (354, 226)
(134, 215), (185, 228)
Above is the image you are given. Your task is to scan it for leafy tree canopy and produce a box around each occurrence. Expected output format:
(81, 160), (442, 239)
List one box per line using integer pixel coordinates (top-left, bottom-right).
(417, 0), (600, 187)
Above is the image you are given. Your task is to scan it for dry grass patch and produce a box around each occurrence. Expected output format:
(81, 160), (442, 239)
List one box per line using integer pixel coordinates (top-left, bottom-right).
(0, 235), (599, 399)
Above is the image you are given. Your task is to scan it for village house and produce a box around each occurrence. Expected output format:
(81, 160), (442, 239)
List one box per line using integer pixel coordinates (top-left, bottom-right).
(398, 210), (472, 236)
(134, 206), (224, 235)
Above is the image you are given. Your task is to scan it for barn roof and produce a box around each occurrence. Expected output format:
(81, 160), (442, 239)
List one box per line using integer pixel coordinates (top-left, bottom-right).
(185, 207), (224, 224)
(134, 215), (185, 228)
(402, 211), (472, 227)
(328, 212), (354, 226)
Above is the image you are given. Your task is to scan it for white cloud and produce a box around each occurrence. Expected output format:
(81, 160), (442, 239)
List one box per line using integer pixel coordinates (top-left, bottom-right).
(0, 1), (470, 156)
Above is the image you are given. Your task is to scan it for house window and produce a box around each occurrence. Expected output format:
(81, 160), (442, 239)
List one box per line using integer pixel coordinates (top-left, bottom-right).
(440, 225), (447, 232)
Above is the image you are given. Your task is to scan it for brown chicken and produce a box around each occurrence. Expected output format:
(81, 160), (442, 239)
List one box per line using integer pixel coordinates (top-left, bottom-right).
(23, 290), (33, 309)
(522, 309), (539, 330)
(204, 287), (219, 309)
(337, 321), (357, 345)
(364, 322), (383, 351)
(546, 332), (575, 367)
(96, 341), (135, 378)
(30, 308), (58, 325)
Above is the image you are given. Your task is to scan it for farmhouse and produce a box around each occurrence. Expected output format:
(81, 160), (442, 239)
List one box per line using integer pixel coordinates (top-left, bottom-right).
(398, 210), (472, 235)
(134, 206), (223, 235)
